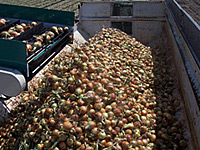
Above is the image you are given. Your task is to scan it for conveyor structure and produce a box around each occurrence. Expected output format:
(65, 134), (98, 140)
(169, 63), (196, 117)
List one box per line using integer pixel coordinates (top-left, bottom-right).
(0, 4), (74, 98)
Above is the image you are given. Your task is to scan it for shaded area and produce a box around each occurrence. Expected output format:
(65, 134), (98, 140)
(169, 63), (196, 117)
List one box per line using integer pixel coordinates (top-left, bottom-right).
(148, 32), (193, 149)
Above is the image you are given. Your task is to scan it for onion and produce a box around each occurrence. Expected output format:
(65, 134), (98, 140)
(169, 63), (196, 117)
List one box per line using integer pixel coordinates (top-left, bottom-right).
(86, 82), (93, 90)
(64, 26), (69, 32)
(52, 129), (60, 137)
(58, 27), (64, 33)
(80, 106), (88, 115)
(125, 129), (132, 135)
(86, 147), (94, 150)
(33, 41), (42, 50)
(51, 26), (59, 34)
(44, 140), (51, 148)
(37, 144), (44, 150)
(96, 112), (103, 121)
(45, 107), (53, 116)
(47, 31), (55, 38)
(16, 25), (24, 32)
(98, 131), (106, 139)
(113, 108), (121, 116)
(75, 87), (83, 95)
(31, 21), (37, 27)
(86, 121), (96, 129)
(121, 141), (129, 150)
(26, 44), (32, 52)
(58, 141), (67, 149)
(67, 137), (74, 146)
(0, 31), (10, 38)
(44, 34), (51, 44)
(59, 134), (67, 141)
(63, 121), (73, 131)
(0, 18), (6, 27)
(49, 118), (56, 126)
(149, 134), (156, 142)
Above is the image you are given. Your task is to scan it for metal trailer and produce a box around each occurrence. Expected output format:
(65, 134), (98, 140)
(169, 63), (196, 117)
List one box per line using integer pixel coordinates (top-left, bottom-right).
(78, 0), (200, 149)
(0, 4), (74, 99)
(0, 0), (200, 149)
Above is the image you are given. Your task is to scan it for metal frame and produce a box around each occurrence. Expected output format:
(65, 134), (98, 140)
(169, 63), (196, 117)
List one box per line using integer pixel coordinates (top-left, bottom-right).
(165, 0), (200, 108)
(165, 0), (200, 68)
(165, 1), (200, 149)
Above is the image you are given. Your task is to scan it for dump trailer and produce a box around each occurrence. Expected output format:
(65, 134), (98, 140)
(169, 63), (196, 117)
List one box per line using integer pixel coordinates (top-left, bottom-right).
(0, 0), (199, 149)
(78, 0), (200, 149)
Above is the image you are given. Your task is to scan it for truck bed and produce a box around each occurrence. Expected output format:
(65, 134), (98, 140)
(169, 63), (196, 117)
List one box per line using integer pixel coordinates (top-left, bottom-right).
(78, 1), (200, 149)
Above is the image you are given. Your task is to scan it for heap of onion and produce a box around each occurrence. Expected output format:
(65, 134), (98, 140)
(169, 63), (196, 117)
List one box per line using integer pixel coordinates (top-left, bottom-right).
(0, 28), (187, 150)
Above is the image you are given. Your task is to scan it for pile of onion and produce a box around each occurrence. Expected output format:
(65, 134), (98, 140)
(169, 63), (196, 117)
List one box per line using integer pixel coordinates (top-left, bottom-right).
(0, 28), (187, 150)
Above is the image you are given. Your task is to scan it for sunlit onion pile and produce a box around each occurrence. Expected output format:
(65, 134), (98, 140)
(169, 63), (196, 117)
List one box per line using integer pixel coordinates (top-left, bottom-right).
(0, 28), (187, 150)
